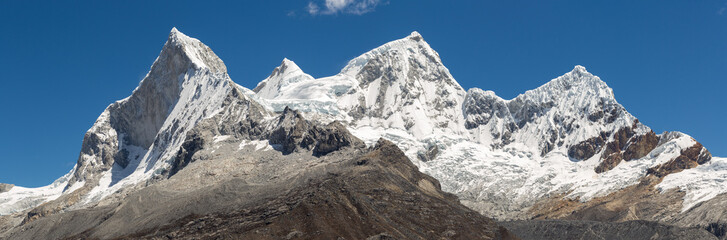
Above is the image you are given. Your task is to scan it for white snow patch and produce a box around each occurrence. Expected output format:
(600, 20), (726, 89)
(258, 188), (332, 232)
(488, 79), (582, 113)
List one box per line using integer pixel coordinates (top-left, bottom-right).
(238, 140), (274, 151)
(658, 157), (727, 212)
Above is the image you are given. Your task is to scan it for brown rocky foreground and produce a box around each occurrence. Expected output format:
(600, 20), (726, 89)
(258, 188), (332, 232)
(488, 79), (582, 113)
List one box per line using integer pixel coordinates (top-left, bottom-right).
(3, 139), (517, 240)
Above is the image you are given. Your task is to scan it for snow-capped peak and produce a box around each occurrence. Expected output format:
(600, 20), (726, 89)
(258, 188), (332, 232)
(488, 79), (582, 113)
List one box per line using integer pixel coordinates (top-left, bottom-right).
(340, 31), (452, 82)
(253, 58), (315, 99)
(512, 65), (616, 105)
(65, 28), (243, 204)
(572, 64), (587, 72)
(164, 27), (227, 73)
(408, 31), (423, 41)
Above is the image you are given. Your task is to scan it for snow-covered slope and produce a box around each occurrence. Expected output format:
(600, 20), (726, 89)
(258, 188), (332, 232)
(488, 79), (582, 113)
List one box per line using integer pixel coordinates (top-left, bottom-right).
(252, 32), (717, 219)
(658, 156), (727, 211)
(254, 32), (467, 140)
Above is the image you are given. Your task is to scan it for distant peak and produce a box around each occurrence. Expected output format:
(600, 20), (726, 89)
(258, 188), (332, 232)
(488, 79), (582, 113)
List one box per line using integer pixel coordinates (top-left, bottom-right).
(168, 27), (190, 42)
(519, 65), (614, 101)
(276, 58), (302, 75)
(565, 65), (598, 81)
(254, 58), (314, 97)
(572, 65), (588, 74)
(281, 58), (297, 67)
(408, 31), (423, 41)
(340, 30), (442, 76)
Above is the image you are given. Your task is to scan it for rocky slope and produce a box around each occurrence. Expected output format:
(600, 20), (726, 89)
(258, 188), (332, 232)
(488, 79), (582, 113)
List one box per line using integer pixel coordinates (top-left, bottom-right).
(2, 136), (517, 239)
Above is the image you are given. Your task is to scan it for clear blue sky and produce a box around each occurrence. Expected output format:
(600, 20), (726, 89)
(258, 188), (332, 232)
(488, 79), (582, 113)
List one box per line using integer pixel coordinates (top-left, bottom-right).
(1, 1), (725, 187)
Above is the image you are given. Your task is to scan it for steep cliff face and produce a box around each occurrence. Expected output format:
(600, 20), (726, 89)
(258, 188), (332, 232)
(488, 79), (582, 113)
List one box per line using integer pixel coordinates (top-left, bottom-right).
(0, 28), (267, 218)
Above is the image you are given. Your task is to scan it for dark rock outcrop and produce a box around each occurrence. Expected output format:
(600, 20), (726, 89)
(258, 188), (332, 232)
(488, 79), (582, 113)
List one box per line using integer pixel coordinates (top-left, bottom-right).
(622, 131), (659, 161)
(463, 89), (510, 129)
(594, 121), (660, 173)
(647, 142), (712, 177)
(309, 121), (365, 156)
(596, 152), (623, 173)
(417, 141), (440, 162)
(268, 107), (365, 156)
(568, 132), (608, 161)
(169, 135), (205, 177)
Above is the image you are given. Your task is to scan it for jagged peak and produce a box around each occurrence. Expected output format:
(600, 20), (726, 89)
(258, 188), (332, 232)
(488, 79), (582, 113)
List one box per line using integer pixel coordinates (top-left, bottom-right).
(563, 65), (598, 82)
(511, 65), (614, 102)
(467, 88), (502, 100)
(276, 58), (303, 76)
(572, 65), (587, 73)
(408, 31), (423, 41)
(160, 27), (227, 74)
(169, 27), (182, 39)
(340, 31), (442, 76)
(110, 28), (237, 150)
(253, 58), (314, 98)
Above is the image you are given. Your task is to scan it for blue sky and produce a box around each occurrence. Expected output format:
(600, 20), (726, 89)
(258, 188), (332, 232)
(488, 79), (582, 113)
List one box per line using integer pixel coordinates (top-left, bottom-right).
(1, 0), (725, 187)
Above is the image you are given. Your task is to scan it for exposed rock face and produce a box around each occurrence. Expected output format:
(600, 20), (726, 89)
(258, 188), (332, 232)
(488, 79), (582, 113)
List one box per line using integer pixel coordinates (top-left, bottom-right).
(168, 134), (205, 177)
(67, 27), (239, 189)
(567, 132), (608, 161)
(267, 107), (365, 156)
(623, 130), (660, 161)
(0, 184), (12, 193)
(648, 142), (712, 177)
(309, 121), (365, 156)
(463, 89), (510, 129)
(593, 121), (660, 173)
(417, 141), (440, 162)
(0, 28), (272, 224)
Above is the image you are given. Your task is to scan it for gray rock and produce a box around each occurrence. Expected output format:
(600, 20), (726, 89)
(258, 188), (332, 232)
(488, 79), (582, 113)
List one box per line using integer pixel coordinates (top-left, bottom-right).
(0, 184), (13, 193)
(266, 107), (365, 156)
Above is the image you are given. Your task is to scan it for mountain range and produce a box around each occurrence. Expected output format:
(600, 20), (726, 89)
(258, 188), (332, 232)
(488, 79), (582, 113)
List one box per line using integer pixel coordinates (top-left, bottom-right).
(0, 28), (724, 239)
